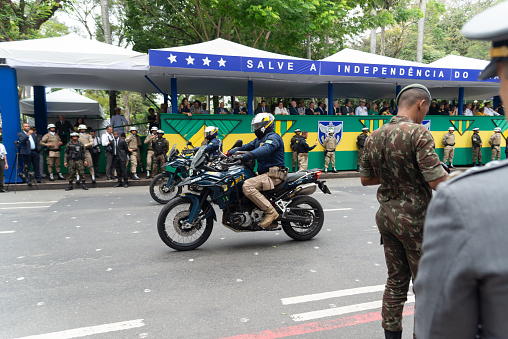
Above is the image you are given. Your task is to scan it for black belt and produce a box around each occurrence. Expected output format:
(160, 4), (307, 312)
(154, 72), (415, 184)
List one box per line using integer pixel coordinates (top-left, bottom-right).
(446, 143), (455, 146)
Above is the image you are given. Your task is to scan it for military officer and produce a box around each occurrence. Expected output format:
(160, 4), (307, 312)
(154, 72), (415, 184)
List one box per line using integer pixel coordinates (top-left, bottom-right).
(40, 123), (65, 181)
(290, 129), (302, 172)
(202, 126), (222, 157)
(323, 128), (337, 173)
(64, 132), (88, 191)
(356, 127), (369, 172)
(296, 131), (317, 171)
(151, 130), (170, 176)
(77, 124), (96, 183)
(489, 127), (503, 161)
(472, 127), (483, 166)
(442, 127), (456, 168)
(360, 84), (447, 339)
(415, 4), (508, 338)
(144, 126), (158, 179)
(125, 126), (141, 180)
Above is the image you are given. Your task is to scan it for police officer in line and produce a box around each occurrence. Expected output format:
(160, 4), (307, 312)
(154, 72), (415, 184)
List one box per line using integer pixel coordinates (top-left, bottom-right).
(323, 128), (337, 173)
(144, 126), (158, 179)
(77, 124), (96, 183)
(40, 123), (65, 181)
(442, 127), (456, 168)
(296, 130), (317, 171)
(151, 130), (170, 177)
(64, 132), (88, 191)
(471, 127), (483, 166)
(229, 113), (285, 229)
(489, 127), (503, 161)
(290, 129), (302, 172)
(356, 127), (369, 172)
(125, 127), (141, 180)
(202, 126), (222, 157)
(360, 84), (448, 339)
(415, 3), (508, 337)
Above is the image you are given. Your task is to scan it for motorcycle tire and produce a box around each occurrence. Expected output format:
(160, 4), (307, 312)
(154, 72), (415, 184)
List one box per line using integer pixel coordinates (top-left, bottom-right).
(149, 173), (182, 204)
(281, 195), (324, 241)
(157, 197), (214, 251)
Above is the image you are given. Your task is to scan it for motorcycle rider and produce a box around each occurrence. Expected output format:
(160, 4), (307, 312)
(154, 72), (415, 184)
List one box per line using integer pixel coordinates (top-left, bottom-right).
(203, 126), (222, 157)
(229, 113), (285, 229)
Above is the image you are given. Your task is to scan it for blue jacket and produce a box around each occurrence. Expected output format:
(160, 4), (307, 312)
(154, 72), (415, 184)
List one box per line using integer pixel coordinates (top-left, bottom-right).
(204, 137), (222, 156)
(17, 131), (38, 155)
(289, 106), (299, 115)
(233, 132), (285, 174)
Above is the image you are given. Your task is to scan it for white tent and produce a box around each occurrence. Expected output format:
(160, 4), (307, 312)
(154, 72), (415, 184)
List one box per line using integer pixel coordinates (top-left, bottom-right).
(322, 48), (423, 66)
(429, 55), (489, 70)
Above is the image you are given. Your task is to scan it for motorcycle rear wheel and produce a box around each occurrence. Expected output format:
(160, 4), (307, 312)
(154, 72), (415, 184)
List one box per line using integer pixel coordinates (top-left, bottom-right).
(149, 172), (182, 204)
(281, 196), (324, 241)
(157, 197), (214, 251)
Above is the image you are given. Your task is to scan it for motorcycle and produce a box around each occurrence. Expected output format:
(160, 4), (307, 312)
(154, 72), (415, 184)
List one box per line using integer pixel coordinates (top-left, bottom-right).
(157, 140), (331, 251)
(149, 143), (198, 204)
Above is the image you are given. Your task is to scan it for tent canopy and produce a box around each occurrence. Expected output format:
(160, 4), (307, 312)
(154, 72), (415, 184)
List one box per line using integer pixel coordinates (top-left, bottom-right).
(429, 55), (489, 70)
(321, 48), (423, 67)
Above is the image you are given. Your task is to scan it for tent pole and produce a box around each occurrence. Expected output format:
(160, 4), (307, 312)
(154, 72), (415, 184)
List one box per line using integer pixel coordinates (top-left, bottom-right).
(458, 87), (464, 115)
(0, 66), (23, 183)
(34, 86), (48, 135)
(493, 95), (501, 109)
(171, 77), (178, 114)
(247, 80), (254, 115)
(144, 75), (171, 104)
(328, 82), (333, 115)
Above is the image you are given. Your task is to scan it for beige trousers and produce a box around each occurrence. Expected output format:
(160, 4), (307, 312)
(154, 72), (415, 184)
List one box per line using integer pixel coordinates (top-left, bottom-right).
(443, 146), (455, 164)
(47, 154), (61, 173)
(242, 173), (281, 211)
(298, 153), (309, 170)
(492, 145), (501, 161)
(129, 151), (138, 173)
(324, 151), (335, 169)
(84, 151), (94, 175)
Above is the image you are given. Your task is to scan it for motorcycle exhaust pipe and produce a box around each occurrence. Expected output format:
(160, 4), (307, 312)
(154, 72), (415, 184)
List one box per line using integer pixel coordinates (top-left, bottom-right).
(278, 215), (312, 224)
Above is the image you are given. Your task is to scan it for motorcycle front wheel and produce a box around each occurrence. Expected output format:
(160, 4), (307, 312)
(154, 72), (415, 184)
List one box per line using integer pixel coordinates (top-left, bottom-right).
(149, 172), (182, 204)
(157, 197), (213, 251)
(282, 196), (324, 241)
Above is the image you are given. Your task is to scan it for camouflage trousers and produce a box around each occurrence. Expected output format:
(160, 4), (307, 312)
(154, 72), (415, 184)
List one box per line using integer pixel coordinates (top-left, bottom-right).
(357, 148), (365, 166)
(379, 225), (422, 332)
(152, 154), (166, 176)
(491, 145), (501, 161)
(472, 147), (482, 164)
(443, 146), (454, 164)
(292, 151), (298, 171)
(68, 159), (85, 183)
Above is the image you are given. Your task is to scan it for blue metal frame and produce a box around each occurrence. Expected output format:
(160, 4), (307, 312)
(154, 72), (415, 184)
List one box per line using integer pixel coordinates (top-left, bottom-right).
(328, 82), (333, 115)
(171, 78), (178, 114)
(247, 80), (253, 115)
(33, 86), (48, 135)
(458, 87), (464, 116)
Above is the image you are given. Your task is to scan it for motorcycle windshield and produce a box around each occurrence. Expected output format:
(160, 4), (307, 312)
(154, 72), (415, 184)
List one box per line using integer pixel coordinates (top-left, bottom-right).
(168, 144), (176, 158)
(190, 146), (207, 170)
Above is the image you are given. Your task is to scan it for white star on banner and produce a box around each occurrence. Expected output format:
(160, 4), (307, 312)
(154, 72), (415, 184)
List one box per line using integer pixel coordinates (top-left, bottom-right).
(168, 54), (177, 63)
(218, 58), (226, 67)
(202, 57), (211, 66)
(185, 55), (195, 65)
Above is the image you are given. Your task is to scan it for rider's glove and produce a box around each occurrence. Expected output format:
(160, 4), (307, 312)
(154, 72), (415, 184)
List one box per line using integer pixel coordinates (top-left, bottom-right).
(231, 154), (244, 163)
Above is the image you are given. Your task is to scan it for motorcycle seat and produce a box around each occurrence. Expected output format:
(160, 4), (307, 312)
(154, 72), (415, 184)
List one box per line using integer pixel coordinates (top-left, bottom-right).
(263, 172), (307, 195)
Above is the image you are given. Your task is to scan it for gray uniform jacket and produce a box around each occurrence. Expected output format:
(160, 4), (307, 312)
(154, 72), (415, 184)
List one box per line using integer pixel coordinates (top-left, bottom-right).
(414, 160), (508, 339)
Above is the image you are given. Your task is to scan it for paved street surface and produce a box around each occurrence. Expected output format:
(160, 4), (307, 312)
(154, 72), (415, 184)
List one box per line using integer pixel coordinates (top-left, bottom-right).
(1, 178), (415, 339)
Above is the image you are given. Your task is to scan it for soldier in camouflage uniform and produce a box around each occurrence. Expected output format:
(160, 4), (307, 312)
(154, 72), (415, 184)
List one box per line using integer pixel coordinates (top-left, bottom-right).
(441, 127), (456, 168)
(151, 130), (170, 176)
(356, 127), (369, 172)
(489, 127), (503, 161)
(125, 126), (141, 180)
(290, 129), (301, 172)
(64, 132), (88, 191)
(360, 84), (447, 339)
(472, 127), (483, 166)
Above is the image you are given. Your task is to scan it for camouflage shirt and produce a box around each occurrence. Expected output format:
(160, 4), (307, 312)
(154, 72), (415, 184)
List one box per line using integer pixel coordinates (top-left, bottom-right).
(360, 116), (446, 237)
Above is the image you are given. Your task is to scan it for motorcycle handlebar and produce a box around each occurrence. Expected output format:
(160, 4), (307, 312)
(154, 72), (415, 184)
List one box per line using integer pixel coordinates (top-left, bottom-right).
(219, 159), (241, 167)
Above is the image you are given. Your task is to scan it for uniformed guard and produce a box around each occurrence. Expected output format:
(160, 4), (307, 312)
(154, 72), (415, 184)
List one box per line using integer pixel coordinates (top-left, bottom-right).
(442, 127), (456, 168)
(356, 127), (369, 172)
(360, 84), (447, 339)
(415, 4), (508, 337)
(77, 124), (96, 183)
(290, 129), (302, 172)
(151, 130), (170, 176)
(472, 127), (483, 166)
(40, 123), (65, 181)
(64, 132), (88, 191)
(323, 128), (337, 173)
(296, 131), (317, 171)
(489, 127), (502, 161)
(202, 126), (222, 157)
(125, 126), (141, 180)
(229, 113), (285, 228)
(144, 126), (158, 179)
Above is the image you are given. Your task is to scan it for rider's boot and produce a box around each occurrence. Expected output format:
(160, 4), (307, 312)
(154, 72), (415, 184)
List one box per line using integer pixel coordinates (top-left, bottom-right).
(260, 206), (279, 229)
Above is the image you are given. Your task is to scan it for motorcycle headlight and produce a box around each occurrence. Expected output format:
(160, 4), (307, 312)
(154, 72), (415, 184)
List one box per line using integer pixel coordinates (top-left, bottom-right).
(189, 169), (194, 176)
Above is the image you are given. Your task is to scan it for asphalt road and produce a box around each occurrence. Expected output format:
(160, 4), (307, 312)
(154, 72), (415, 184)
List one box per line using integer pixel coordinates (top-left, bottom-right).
(0, 178), (415, 339)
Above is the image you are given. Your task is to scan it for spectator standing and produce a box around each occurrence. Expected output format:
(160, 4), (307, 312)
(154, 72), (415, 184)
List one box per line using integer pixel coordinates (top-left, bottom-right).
(191, 100), (203, 114)
(341, 100), (354, 115)
(274, 102), (289, 115)
(111, 130), (129, 188)
(179, 98), (193, 117)
(484, 102), (501, 116)
(316, 102), (325, 115)
(369, 102), (379, 115)
(54, 115), (74, 144)
(144, 127), (158, 179)
(290, 129), (302, 172)
(125, 126), (141, 180)
(355, 101), (368, 116)
(360, 84), (447, 339)
(17, 123), (43, 184)
(297, 101), (306, 115)
(305, 102), (318, 115)
(463, 103), (473, 116)
(89, 129), (102, 178)
(159, 103), (169, 114)
(442, 127), (456, 168)
(296, 131), (317, 170)
(40, 123), (65, 181)
(428, 102), (438, 115)
(476, 106), (487, 116)
(255, 100), (269, 114)
(74, 117), (85, 131)
(32, 127), (45, 178)
(0, 141), (8, 192)
(101, 126), (115, 180)
(147, 108), (160, 129)
(331, 101), (341, 115)
(449, 105), (458, 116)
(489, 127), (503, 161)
(289, 101), (299, 115)
(111, 107), (128, 133)
(201, 103), (210, 114)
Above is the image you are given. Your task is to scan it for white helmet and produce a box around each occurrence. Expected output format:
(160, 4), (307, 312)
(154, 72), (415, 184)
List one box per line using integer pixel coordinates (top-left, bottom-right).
(448, 127), (455, 131)
(151, 126), (158, 131)
(157, 130), (164, 135)
(78, 124), (87, 130)
(494, 127), (501, 132)
(251, 113), (275, 138)
(130, 126), (137, 131)
(328, 128), (334, 134)
(47, 123), (56, 129)
(204, 126), (218, 139)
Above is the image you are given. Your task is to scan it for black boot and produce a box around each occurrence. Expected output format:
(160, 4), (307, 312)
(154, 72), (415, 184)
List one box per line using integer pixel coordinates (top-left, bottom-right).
(65, 182), (73, 191)
(356, 165), (360, 172)
(124, 180), (129, 188)
(114, 181), (123, 187)
(82, 182), (88, 190)
(384, 329), (402, 339)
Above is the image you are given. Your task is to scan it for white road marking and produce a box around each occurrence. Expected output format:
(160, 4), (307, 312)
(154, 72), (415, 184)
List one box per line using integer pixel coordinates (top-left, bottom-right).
(15, 319), (145, 339)
(0, 201), (56, 205)
(0, 206), (50, 210)
(323, 208), (352, 212)
(282, 284), (385, 305)
(291, 296), (415, 322)
(0, 230), (16, 234)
